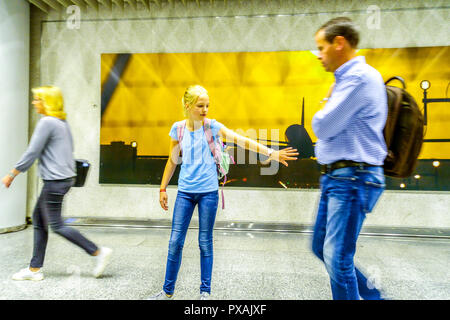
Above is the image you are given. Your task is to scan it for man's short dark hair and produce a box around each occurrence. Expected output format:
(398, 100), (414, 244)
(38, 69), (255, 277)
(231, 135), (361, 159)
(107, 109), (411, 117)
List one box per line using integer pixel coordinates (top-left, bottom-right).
(317, 17), (360, 48)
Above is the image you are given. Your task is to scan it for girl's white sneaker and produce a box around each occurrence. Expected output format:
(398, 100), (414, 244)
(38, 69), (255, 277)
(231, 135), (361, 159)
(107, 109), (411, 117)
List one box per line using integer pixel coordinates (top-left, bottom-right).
(199, 292), (210, 300)
(146, 290), (173, 300)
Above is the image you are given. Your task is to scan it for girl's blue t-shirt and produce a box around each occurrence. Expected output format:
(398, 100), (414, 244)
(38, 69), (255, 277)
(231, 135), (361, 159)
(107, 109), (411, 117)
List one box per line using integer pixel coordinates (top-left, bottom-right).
(169, 119), (225, 193)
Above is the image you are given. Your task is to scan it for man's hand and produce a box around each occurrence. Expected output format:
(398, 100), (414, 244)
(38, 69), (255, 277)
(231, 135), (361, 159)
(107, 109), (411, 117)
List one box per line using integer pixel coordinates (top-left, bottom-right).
(326, 82), (335, 98)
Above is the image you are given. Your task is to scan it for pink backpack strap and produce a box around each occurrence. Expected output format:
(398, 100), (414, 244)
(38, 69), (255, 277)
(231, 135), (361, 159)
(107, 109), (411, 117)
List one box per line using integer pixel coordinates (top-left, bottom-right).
(176, 120), (186, 153)
(204, 118), (227, 210)
(203, 118), (216, 160)
(221, 176), (226, 210)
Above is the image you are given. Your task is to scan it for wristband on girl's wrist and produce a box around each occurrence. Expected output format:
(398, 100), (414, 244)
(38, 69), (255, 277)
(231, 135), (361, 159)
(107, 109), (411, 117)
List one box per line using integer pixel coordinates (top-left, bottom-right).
(160, 189), (166, 193)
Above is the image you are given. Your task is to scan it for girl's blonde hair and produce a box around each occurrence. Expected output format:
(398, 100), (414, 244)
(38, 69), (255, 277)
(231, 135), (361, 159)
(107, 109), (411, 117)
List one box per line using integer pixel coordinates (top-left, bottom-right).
(181, 85), (208, 116)
(32, 86), (66, 120)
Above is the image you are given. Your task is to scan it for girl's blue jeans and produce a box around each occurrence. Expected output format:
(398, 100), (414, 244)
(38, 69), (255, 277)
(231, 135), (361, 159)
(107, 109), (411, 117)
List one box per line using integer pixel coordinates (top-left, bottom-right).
(163, 190), (219, 295)
(312, 165), (385, 300)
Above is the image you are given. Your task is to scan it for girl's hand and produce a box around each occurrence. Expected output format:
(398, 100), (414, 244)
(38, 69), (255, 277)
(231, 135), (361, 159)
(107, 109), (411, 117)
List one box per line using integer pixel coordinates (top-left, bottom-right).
(159, 191), (168, 211)
(270, 147), (299, 167)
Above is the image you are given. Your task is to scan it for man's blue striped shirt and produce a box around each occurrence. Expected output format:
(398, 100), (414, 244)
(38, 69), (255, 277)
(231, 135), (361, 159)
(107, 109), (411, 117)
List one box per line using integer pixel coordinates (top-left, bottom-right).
(312, 56), (388, 165)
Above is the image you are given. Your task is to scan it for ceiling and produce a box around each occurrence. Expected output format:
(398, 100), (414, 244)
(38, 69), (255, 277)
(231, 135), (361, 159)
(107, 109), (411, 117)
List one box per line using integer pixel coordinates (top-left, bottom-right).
(26, 0), (239, 12)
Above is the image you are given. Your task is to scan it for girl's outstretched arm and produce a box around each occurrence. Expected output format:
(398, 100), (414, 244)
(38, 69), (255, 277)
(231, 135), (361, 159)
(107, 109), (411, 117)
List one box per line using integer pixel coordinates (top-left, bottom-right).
(219, 127), (299, 167)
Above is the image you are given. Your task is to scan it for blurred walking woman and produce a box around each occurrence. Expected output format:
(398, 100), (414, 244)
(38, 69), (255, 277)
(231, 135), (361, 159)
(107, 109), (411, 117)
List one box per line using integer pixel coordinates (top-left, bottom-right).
(1, 86), (112, 281)
(148, 85), (298, 300)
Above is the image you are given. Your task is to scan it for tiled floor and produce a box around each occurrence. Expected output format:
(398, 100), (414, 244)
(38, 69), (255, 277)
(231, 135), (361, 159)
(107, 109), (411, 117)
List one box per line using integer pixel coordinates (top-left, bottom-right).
(0, 226), (449, 300)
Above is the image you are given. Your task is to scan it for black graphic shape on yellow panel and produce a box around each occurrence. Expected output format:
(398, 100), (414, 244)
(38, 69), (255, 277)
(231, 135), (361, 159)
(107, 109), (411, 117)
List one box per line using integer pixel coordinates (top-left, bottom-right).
(285, 98), (315, 159)
(101, 54), (131, 119)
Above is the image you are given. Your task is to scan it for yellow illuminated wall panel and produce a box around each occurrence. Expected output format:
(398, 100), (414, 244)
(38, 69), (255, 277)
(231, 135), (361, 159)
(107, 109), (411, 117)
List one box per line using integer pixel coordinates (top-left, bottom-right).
(101, 47), (449, 159)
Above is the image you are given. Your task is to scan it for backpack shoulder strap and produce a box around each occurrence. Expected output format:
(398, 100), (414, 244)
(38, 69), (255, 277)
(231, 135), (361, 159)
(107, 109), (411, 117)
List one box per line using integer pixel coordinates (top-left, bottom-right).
(203, 118), (216, 158)
(176, 120), (186, 141)
(176, 120), (186, 152)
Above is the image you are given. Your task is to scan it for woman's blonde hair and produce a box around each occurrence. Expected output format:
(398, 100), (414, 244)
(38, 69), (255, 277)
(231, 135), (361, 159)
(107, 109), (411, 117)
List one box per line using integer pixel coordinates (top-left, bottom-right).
(32, 86), (66, 120)
(181, 85), (208, 117)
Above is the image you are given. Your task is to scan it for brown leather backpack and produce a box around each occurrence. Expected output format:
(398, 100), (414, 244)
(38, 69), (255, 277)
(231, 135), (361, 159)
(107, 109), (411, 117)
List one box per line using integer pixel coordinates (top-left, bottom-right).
(383, 77), (424, 178)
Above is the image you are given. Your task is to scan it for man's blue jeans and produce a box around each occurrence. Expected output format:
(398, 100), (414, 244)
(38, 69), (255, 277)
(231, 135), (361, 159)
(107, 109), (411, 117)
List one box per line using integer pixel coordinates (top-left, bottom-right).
(312, 165), (385, 300)
(163, 190), (219, 295)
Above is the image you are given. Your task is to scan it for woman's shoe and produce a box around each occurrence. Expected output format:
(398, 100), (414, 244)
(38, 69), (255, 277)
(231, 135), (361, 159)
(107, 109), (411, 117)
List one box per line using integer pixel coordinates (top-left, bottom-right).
(12, 267), (44, 281)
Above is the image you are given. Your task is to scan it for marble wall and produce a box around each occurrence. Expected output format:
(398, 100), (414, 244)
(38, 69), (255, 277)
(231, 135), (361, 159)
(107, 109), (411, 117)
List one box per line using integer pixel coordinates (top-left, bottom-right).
(28, 0), (450, 228)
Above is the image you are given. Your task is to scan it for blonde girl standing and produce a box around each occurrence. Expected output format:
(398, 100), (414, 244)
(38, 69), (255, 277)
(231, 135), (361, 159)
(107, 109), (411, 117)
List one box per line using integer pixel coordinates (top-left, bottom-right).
(149, 85), (298, 300)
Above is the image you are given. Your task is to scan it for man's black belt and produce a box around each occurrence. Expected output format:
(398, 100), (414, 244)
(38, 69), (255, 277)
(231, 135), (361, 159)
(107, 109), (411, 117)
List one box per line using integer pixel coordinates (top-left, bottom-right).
(320, 160), (376, 174)
(43, 177), (75, 183)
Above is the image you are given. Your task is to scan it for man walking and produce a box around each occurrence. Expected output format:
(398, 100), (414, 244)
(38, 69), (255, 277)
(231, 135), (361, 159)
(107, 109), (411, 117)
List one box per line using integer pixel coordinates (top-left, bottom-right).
(311, 17), (388, 300)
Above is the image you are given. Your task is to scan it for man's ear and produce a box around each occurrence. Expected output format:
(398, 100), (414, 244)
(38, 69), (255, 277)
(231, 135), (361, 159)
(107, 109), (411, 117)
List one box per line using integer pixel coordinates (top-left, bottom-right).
(333, 35), (346, 51)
